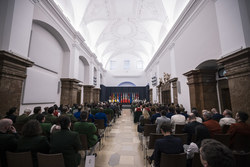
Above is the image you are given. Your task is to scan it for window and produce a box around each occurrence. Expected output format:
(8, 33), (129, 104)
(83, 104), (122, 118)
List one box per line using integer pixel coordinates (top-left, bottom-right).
(110, 60), (116, 70)
(136, 61), (143, 69)
(124, 60), (130, 70)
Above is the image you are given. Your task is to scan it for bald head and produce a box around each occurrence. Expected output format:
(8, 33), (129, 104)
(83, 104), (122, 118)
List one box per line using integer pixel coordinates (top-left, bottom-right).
(0, 118), (13, 133)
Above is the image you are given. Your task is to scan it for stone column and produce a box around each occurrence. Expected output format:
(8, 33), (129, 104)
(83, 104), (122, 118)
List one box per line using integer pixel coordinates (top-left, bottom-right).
(170, 78), (178, 105)
(217, 48), (250, 117)
(183, 69), (218, 114)
(93, 88), (101, 103)
(60, 78), (81, 106)
(83, 85), (94, 104)
(0, 51), (33, 116)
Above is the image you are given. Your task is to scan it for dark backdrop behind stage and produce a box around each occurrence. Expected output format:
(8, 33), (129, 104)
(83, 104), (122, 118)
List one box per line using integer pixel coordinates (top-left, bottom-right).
(100, 85), (149, 102)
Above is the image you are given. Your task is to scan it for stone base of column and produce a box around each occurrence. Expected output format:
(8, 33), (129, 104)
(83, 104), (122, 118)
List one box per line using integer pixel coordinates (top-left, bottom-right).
(93, 88), (101, 103)
(183, 69), (218, 114)
(0, 50), (33, 117)
(60, 78), (81, 106)
(218, 48), (250, 118)
(83, 85), (94, 104)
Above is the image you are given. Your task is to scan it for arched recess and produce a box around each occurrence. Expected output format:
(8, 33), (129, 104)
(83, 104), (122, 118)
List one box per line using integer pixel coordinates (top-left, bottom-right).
(195, 59), (231, 113)
(100, 73), (103, 85)
(195, 59), (217, 70)
(93, 67), (97, 86)
(22, 20), (70, 106)
(118, 81), (136, 87)
(79, 56), (90, 85)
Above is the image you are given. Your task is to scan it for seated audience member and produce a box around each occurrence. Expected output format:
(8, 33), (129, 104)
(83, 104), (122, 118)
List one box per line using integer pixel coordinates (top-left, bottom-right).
(155, 110), (170, 134)
(95, 107), (108, 127)
(42, 107), (49, 115)
(186, 124), (210, 166)
(88, 112), (95, 122)
(60, 105), (77, 123)
(53, 104), (60, 117)
(17, 120), (50, 167)
(0, 118), (19, 167)
(219, 109), (236, 127)
(227, 111), (250, 149)
(200, 139), (235, 167)
(36, 114), (52, 139)
(166, 106), (175, 119)
(138, 109), (151, 133)
(29, 106), (42, 120)
(151, 107), (161, 124)
(146, 123), (184, 167)
(202, 110), (221, 137)
(183, 113), (202, 144)
(73, 105), (82, 121)
(211, 108), (223, 122)
(192, 109), (203, 123)
(171, 107), (186, 133)
(45, 106), (57, 124)
(179, 105), (188, 119)
(16, 108), (31, 124)
(74, 111), (99, 155)
(5, 107), (18, 123)
(50, 116), (82, 167)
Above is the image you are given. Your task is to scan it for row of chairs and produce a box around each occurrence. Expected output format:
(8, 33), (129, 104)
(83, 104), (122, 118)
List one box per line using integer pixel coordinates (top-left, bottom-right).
(159, 150), (250, 167)
(4, 151), (65, 167)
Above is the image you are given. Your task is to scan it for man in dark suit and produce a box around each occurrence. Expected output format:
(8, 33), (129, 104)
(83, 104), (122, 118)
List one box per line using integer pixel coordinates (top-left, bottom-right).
(147, 122), (184, 167)
(183, 113), (203, 144)
(50, 116), (82, 167)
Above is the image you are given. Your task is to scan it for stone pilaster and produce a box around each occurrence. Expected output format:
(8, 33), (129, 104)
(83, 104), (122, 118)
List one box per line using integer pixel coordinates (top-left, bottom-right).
(0, 50), (33, 116)
(217, 48), (250, 117)
(170, 78), (178, 105)
(93, 88), (101, 103)
(183, 69), (218, 114)
(83, 85), (94, 104)
(60, 78), (81, 106)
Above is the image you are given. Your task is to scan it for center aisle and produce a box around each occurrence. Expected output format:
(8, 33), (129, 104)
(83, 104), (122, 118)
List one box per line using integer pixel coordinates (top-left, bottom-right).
(94, 109), (144, 167)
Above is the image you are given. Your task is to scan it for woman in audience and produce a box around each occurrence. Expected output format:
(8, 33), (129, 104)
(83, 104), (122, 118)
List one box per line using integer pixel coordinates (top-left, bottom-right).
(137, 109), (151, 133)
(17, 119), (50, 167)
(50, 116), (82, 167)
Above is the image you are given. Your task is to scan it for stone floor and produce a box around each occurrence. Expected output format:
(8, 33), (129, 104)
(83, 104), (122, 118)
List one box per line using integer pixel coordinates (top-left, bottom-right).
(83, 109), (145, 167)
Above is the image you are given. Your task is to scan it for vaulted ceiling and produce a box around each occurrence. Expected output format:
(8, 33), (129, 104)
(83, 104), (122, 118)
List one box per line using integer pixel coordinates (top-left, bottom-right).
(54, 0), (190, 70)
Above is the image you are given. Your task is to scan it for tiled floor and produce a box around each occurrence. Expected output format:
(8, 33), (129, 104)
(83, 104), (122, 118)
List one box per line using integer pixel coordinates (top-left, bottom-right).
(90, 109), (145, 167)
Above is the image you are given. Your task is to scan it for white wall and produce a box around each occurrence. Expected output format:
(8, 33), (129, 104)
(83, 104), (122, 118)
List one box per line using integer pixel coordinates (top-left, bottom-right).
(21, 23), (64, 112)
(0, 0), (34, 57)
(146, 1), (222, 111)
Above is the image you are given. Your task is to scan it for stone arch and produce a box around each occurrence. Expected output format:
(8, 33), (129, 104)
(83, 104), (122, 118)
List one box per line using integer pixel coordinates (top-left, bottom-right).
(118, 81), (136, 87)
(195, 59), (218, 70)
(33, 20), (70, 52)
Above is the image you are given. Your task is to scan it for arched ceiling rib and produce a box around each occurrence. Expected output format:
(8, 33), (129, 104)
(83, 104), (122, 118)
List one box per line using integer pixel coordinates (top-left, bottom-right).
(54, 0), (190, 70)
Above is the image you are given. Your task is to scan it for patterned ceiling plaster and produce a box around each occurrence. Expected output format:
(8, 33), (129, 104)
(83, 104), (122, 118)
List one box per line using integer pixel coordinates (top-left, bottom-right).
(54, 0), (190, 70)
